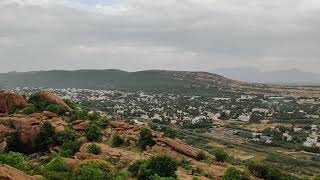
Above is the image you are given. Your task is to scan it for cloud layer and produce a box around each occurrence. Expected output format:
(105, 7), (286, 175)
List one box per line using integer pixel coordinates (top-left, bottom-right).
(0, 0), (319, 73)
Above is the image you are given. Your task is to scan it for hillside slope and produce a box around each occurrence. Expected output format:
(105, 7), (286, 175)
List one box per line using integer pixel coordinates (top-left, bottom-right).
(1, 69), (320, 97)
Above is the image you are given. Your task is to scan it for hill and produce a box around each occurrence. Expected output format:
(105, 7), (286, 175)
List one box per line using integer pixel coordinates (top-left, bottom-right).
(214, 67), (320, 85)
(1, 69), (320, 97)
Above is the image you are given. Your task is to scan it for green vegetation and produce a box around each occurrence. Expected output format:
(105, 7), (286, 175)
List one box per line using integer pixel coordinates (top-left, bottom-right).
(45, 104), (64, 115)
(87, 144), (102, 155)
(222, 167), (249, 180)
(214, 149), (228, 162)
(0, 152), (32, 172)
(138, 128), (155, 150)
(128, 155), (177, 180)
(195, 151), (206, 161)
(6, 131), (24, 153)
(85, 123), (102, 142)
(33, 121), (56, 152)
(111, 135), (125, 147)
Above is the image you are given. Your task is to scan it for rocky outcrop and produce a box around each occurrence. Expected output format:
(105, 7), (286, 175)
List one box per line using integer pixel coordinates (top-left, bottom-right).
(0, 93), (27, 114)
(0, 112), (67, 153)
(72, 120), (90, 133)
(0, 165), (40, 180)
(38, 91), (72, 111)
(155, 137), (199, 159)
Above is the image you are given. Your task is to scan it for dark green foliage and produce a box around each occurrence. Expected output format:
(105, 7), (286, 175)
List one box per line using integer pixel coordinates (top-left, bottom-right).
(222, 167), (250, 180)
(146, 156), (177, 178)
(87, 143), (102, 155)
(56, 129), (77, 145)
(23, 103), (36, 115)
(59, 140), (80, 157)
(33, 121), (56, 152)
(138, 128), (155, 150)
(6, 131), (24, 153)
(85, 123), (102, 142)
(248, 161), (296, 180)
(45, 104), (64, 115)
(164, 128), (176, 139)
(45, 156), (70, 172)
(178, 159), (191, 170)
(0, 152), (32, 172)
(28, 93), (48, 112)
(129, 156), (177, 179)
(128, 160), (147, 177)
(64, 99), (76, 109)
(96, 117), (110, 128)
(195, 151), (206, 161)
(76, 164), (107, 180)
(70, 110), (89, 121)
(111, 135), (125, 147)
(214, 149), (228, 162)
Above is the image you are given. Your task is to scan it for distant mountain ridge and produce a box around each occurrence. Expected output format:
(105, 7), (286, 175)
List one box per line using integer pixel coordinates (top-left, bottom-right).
(214, 68), (320, 85)
(1, 69), (320, 97)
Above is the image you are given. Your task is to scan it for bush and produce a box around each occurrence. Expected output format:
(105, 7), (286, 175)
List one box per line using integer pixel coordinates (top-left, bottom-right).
(214, 149), (228, 162)
(138, 128), (155, 150)
(247, 161), (295, 180)
(195, 151), (206, 161)
(128, 160), (147, 177)
(178, 159), (191, 170)
(59, 140), (80, 157)
(6, 131), (24, 153)
(76, 160), (115, 180)
(23, 103), (36, 115)
(45, 156), (70, 172)
(87, 144), (102, 155)
(85, 123), (102, 142)
(56, 129), (77, 145)
(33, 121), (56, 152)
(111, 135), (125, 147)
(45, 104), (64, 115)
(222, 167), (250, 180)
(164, 128), (175, 139)
(0, 152), (32, 172)
(146, 155), (177, 178)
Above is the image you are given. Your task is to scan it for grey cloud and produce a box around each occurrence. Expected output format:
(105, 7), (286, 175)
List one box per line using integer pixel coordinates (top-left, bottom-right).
(0, 0), (319, 73)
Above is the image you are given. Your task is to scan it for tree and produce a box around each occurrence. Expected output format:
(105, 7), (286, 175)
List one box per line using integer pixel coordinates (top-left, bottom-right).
(33, 122), (56, 152)
(45, 104), (64, 115)
(85, 123), (102, 142)
(23, 104), (35, 115)
(111, 135), (125, 147)
(146, 155), (177, 178)
(87, 143), (102, 155)
(59, 140), (80, 157)
(138, 128), (155, 150)
(222, 167), (250, 180)
(214, 149), (228, 162)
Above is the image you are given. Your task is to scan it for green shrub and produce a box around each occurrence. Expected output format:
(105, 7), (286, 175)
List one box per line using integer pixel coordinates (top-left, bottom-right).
(23, 103), (36, 115)
(214, 149), (228, 162)
(59, 140), (80, 157)
(247, 161), (295, 180)
(76, 164), (106, 180)
(45, 156), (70, 172)
(87, 143), (102, 155)
(164, 128), (176, 139)
(128, 160), (147, 177)
(195, 151), (206, 161)
(46, 104), (64, 115)
(151, 174), (176, 180)
(146, 155), (177, 178)
(0, 152), (32, 172)
(111, 135), (125, 147)
(138, 128), (155, 150)
(178, 159), (191, 170)
(56, 129), (77, 145)
(191, 167), (203, 175)
(85, 123), (102, 142)
(33, 121), (56, 152)
(222, 167), (250, 180)
(6, 131), (24, 153)
(28, 93), (48, 112)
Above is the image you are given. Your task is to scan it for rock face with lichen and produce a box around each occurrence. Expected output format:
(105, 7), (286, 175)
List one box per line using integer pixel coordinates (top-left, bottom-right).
(0, 92), (27, 114)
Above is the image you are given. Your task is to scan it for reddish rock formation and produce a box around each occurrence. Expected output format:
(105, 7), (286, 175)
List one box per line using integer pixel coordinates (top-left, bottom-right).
(0, 165), (40, 180)
(38, 91), (72, 111)
(72, 120), (91, 133)
(0, 112), (67, 153)
(0, 92), (27, 113)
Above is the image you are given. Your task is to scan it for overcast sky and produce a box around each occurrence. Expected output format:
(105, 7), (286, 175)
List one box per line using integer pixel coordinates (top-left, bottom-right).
(0, 0), (319, 73)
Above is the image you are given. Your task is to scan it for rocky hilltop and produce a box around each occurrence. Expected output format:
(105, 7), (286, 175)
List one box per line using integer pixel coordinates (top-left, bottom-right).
(0, 91), (234, 180)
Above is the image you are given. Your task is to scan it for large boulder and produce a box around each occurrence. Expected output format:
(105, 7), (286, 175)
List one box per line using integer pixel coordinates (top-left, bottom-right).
(0, 112), (67, 153)
(38, 91), (72, 111)
(0, 92), (27, 114)
(0, 165), (40, 180)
